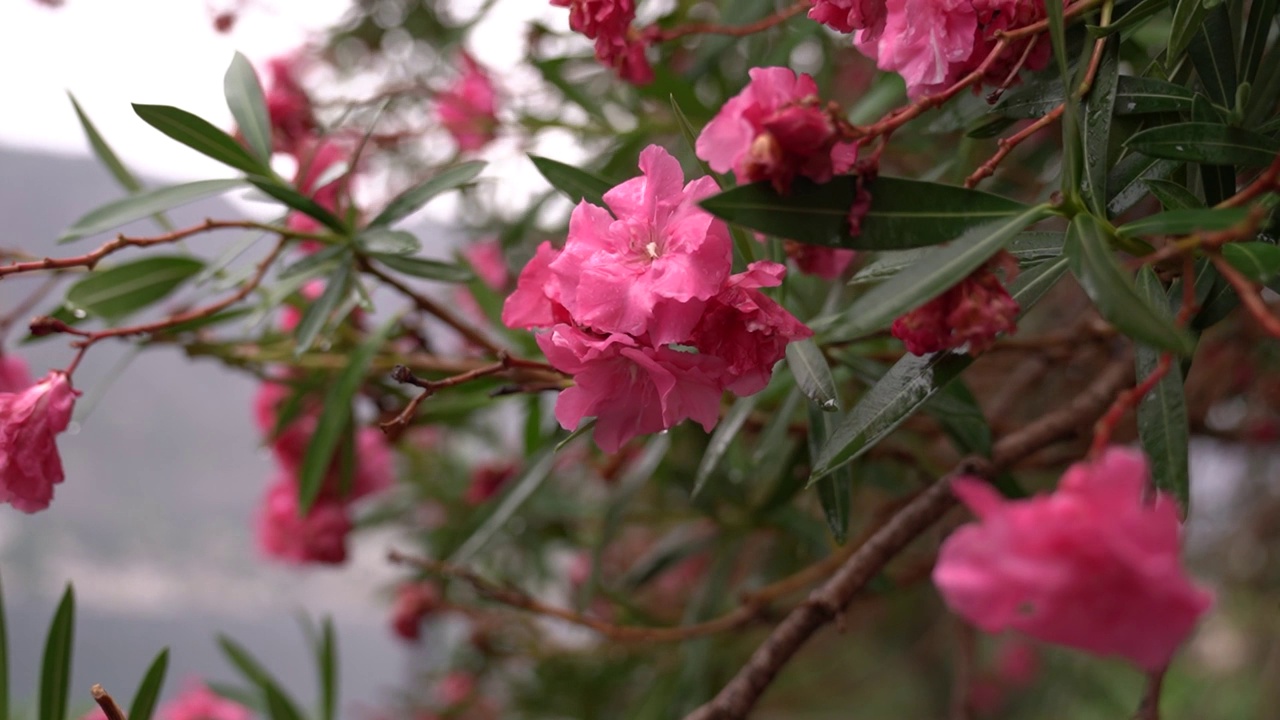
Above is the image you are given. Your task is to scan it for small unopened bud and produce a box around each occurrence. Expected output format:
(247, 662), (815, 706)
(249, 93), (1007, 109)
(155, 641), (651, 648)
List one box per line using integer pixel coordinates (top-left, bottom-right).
(28, 316), (71, 337)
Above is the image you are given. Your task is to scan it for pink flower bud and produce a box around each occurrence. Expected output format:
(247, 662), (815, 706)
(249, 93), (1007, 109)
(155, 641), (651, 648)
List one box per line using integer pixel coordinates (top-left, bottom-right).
(0, 371), (78, 513)
(391, 582), (441, 642)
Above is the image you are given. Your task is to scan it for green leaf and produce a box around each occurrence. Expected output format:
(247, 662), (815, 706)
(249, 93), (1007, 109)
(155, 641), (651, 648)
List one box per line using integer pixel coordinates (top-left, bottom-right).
(68, 93), (143, 193)
(1107, 153), (1180, 216)
(700, 176), (1031, 251)
(132, 104), (268, 175)
(1241, 0), (1278, 83)
(66, 255), (205, 322)
(291, 263), (352, 357)
(1082, 40), (1120, 216)
(38, 586), (74, 720)
(1114, 76), (1196, 115)
(1134, 267), (1191, 509)
(354, 228), (420, 255)
(1168, 0), (1213, 63)
(224, 52), (272, 161)
(368, 161), (485, 227)
(820, 205), (1054, 342)
(1117, 207), (1252, 237)
(296, 314), (394, 512)
(1222, 242), (1280, 283)
(1065, 214), (1196, 354)
(1044, 0), (1072, 93)
(451, 448), (557, 563)
(1144, 179), (1203, 210)
(217, 637), (306, 720)
(1186, 5), (1238, 107)
(808, 401), (851, 544)
(58, 178), (243, 243)
(993, 77), (1064, 119)
(127, 649), (170, 720)
(247, 178), (347, 235)
(369, 253), (475, 282)
(928, 380), (993, 455)
(692, 393), (761, 497)
(262, 682), (306, 720)
(1087, 0), (1168, 37)
(317, 619), (337, 720)
(849, 232), (1065, 286)
(1126, 122), (1280, 167)
(786, 338), (840, 411)
(279, 244), (350, 281)
(529, 155), (613, 208)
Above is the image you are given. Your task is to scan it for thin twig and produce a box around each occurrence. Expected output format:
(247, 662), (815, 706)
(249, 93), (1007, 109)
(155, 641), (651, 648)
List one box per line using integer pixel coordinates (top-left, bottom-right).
(92, 684), (127, 720)
(1210, 252), (1280, 338)
(360, 258), (504, 356)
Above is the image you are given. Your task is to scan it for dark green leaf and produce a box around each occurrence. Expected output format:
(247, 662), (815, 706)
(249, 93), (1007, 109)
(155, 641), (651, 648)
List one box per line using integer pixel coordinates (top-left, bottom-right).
(317, 619), (336, 720)
(127, 649), (169, 720)
(1241, 0), (1278, 83)
(1087, 0), (1168, 37)
(58, 179), (243, 243)
(529, 155), (613, 208)
(1065, 214), (1196, 354)
(993, 77), (1063, 119)
(354, 228), (420, 255)
(368, 161), (485, 227)
(218, 637), (306, 720)
(701, 176), (1030, 251)
(66, 255), (205, 322)
(247, 178), (347, 235)
(927, 380), (993, 455)
(693, 394), (761, 497)
(1126, 122), (1280, 167)
(1116, 207), (1252, 237)
(291, 264), (352, 358)
(808, 401), (851, 544)
(1144, 179), (1202, 209)
(132, 104), (268, 175)
(1134, 267), (1190, 509)
(1082, 40), (1120, 217)
(296, 313), (393, 512)
(38, 586), (74, 720)
(1107, 153), (1180, 216)
(786, 339), (840, 411)
(1186, 5), (1238, 106)
(1222, 242), (1280, 283)
(1168, 0), (1213, 63)
(1044, 0), (1072, 92)
(68, 93), (143, 193)
(369, 253), (475, 282)
(1114, 76), (1196, 115)
(224, 52), (272, 161)
(849, 232), (1065, 286)
(820, 205), (1053, 341)
(262, 681), (306, 720)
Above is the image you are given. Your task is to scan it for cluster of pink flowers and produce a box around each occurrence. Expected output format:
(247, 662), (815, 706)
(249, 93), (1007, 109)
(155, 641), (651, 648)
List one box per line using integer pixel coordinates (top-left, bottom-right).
(550, 0), (653, 84)
(933, 447), (1213, 670)
(436, 53), (499, 152)
(0, 355), (79, 513)
(503, 145), (811, 452)
(891, 251), (1019, 355)
(811, 0), (1052, 97)
(696, 66), (859, 279)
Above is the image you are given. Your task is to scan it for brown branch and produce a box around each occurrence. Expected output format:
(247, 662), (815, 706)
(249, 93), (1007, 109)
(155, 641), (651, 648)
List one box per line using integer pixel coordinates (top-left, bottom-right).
(380, 356), (564, 434)
(965, 104), (1064, 187)
(1132, 668), (1166, 720)
(91, 684), (127, 720)
(360, 259), (505, 356)
(684, 355), (1134, 720)
(648, 0), (812, 42)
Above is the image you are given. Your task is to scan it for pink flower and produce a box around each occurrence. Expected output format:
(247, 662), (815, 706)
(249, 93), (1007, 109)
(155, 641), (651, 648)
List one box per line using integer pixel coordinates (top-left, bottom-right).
(809, 0), (887, 38)
(391, 582), (441, 642)
(0, 372), (78, 513)
(537, 325), (725, 453)
(689, 262), (813, 395)
(464, 462), (516, 505)
(0, 355), (31, 393)
(437, 53), (498, 153)
(785, 243), (857, 280)
(933, 447), (1214, 671)
(464, 240), (510, 290)
(696, 67), (856, 193)
(256, 479), (353, 565)
(891, 252), (1019, 355)
(550, 0), (652, 84)
(160, 681), (251, 720)
(593, 33), (654, 85)
(548, 145), (730, 344)
(435, 672), (476, 707)
(261, 55), (317, 156)
(501, 241), (570, 330)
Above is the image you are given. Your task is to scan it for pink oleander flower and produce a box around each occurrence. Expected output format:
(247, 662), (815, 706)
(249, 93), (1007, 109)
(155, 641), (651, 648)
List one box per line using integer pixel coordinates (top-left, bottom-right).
(391, 582), (441, 642)
(689, 261), (814, 395)
(501, 241), (570, 330)
(594, 33), (654, 85)
(464, 462), (516, 505)
(933, 447), (1214, 671)
(809, 0), (887, 38)
(785, 242), (857, 280)
(0, 371), (78, 513)
(551, 0), (634, 40)
(891, 252), (1019, 355)
(0, 355), (31, 393)
(547, 145), (731, 344)
(160, 680), (251, 720)
(437, 53), (499, 153)
(465, 240), (510, 290)
(696, 67), (857, 194)
(262, 54), (317, 155)
(256, 479), (353, 565)
(286, 137), (352, 236)
(537, 325), (726, 453)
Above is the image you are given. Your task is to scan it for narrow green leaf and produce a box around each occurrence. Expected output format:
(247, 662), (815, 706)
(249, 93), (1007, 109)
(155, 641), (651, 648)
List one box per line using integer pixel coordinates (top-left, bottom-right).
(1114, 76), (1196, 115)
(1168, 0), (1213, 63)
(247, 178), (347, 235)
(317, 619), (337, 720)
(224, 52), (272, 161)
(529, 155), (613, 208)
(993, 77), (1064, 119)
(700, 176), (1031, 251)
(205, 683), (264, 713)
(786, 339), (840, 411)
(1134, 267), (1190, 509)
(693, 394), (761, 497)
(1222, 242), (1280, 283)
(555, 418), (596, 452)
(1082, 40), (1120, 217)
(132, 104), (268, 175)
(38, 586), (74, 720)
(1065, 214), (1196, 354)
(292, 263), (352, 357)
(278, 245), (350, 281)
(808, 401), (851, 544)
(1087, 0), (1168, 37)
(219, 637), (306, 720)
(297, 313), (393, 512)
(1126, 122), (1280, 167)
(927, 380), (993, 455)
(1241, 0), (1279, 83)
(821, 204), (1053, 342)
(1144, 179), (1202, 210)
(368, 161), (485, 227)
(1044, 0), (1072, 93)
(58, 178), (243, 243)
(369, 253), (475, 282)
(849, 232), (1065, 286)
(1117, 207), (1252, 237)
(68, 93), (142, 193)
(1186, 5), (1238, 106)
(127, 649), (170, 720)
(1107, 153), (1180, 216)
(354, 228), (420, 255)
(452, 448), (557, 563)
(66, 255), (205, 322)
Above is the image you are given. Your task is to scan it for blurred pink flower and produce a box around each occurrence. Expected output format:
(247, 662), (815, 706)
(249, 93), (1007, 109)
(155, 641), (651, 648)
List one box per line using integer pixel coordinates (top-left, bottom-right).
(464, 240), (510, 290)
(160, 681), (251, 720)
(435, 671), (476, 707)
(933, 447), (1214, 671)
(809, 0), (886, 38)
(0, 371), (78, 513)
(261, 54), (317, 155)
(786, 243), (857, 280)
(891, 252), (1019, 355)
(437, 53), (498, 152)
(391, 582), (441, 642)
(286, 137), (352, 237)
(0, 355), (31, 393)
(550, 0), (652, 84)
(463, 462), (516, 505)
(256, 479), (353, 565)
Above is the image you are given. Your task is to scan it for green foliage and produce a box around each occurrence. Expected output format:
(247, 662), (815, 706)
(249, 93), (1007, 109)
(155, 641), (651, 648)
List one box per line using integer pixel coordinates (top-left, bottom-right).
(65, 255), (205, 322)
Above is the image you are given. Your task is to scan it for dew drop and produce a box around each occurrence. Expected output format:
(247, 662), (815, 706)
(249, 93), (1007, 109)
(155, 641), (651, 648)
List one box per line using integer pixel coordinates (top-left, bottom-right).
(71, 309), (87, 319)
